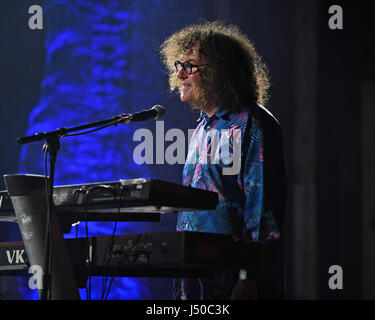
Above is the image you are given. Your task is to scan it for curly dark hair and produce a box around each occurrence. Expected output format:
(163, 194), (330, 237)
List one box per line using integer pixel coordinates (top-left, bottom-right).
(159, 21), (271, 112)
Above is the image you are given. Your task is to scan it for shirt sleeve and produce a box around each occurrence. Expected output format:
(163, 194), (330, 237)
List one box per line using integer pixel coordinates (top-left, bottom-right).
(241, 115), (281, 242)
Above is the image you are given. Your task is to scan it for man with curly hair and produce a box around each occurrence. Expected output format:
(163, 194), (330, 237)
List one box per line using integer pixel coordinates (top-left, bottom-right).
(160, 21), (287, 300)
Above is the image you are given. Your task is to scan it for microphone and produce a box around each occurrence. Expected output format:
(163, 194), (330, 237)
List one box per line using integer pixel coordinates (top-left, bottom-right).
(126, 105), (166, 122)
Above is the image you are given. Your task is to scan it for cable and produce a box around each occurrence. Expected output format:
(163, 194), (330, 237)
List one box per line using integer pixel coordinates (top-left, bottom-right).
(83, 189), (91, 300)
(80, 184), (117, 300)
(42, 143), (53, 300)
(100, 184), (121, 300)
(104, 277), (114, 300)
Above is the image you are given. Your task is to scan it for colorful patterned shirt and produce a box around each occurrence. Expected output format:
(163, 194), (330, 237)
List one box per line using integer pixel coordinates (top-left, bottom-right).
(176, 105), (282, 242)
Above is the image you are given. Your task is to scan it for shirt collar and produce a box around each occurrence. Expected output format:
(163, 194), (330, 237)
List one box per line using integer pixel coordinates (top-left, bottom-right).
(197, 106), (231, 122)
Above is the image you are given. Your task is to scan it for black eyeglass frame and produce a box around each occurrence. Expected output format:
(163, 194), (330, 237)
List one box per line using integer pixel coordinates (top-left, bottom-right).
(174, 60), (207, 75)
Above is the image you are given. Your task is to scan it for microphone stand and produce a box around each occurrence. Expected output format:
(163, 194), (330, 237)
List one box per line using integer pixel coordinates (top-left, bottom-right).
(17, 112), (131, 300)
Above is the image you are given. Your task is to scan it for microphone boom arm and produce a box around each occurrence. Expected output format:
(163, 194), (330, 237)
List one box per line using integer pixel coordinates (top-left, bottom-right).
(16, 113), (131, 145)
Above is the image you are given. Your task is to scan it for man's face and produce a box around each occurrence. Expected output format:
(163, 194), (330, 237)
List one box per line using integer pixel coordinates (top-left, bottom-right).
(176, 45), (205, 109)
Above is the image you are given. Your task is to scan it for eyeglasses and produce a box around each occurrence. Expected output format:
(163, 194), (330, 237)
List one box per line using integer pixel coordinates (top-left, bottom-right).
(174, 60), (207, 75)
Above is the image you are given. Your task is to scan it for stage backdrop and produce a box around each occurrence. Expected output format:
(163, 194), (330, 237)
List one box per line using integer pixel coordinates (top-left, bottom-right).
(15, 0), (205, 300)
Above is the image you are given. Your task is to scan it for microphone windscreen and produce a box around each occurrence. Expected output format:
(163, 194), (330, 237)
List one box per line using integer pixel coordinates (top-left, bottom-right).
(152, 105), (166, 120)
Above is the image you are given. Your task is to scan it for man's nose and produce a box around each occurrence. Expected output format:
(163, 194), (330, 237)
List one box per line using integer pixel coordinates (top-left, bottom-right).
(176, 67), (187, 79)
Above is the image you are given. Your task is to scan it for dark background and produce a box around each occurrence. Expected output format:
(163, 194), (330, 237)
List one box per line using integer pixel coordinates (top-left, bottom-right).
(0, 0), (373, 300)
